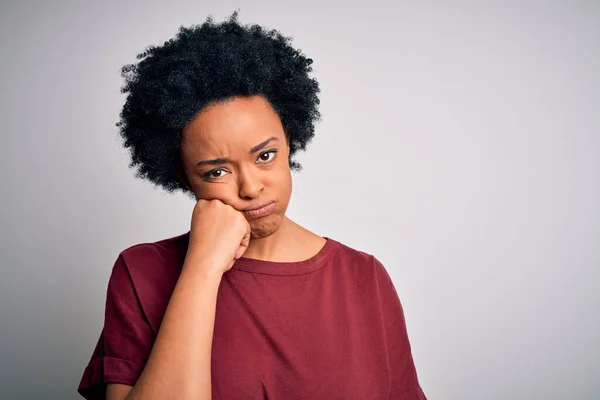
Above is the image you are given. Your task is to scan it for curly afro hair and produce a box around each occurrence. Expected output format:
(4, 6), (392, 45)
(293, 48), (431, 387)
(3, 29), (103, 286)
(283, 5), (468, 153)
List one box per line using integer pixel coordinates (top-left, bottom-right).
(116, 11), (321, 195)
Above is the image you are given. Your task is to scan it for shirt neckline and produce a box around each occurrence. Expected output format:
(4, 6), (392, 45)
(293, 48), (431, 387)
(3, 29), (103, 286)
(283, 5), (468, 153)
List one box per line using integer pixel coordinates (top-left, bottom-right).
(231, 237), (339, 276)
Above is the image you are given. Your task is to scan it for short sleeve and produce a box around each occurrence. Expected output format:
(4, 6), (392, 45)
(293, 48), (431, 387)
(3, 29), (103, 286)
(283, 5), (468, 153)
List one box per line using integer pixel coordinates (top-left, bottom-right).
(374, 258), (427, 400)
(77, 254), (155, 399)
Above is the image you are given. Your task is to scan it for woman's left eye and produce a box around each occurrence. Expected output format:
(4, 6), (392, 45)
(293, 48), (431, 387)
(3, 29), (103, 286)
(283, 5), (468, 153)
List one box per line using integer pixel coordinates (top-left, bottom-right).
(257, 150), (277, 163)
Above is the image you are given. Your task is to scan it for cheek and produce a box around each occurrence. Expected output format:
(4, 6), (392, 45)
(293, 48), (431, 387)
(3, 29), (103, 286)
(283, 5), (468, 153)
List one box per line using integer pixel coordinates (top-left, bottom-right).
(194, 182), (237, 201)
(270, 165), (292, 197)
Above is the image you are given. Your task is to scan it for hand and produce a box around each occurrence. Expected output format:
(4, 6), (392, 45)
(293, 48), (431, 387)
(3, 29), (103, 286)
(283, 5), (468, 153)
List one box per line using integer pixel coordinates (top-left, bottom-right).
(186, 199), (251, 276)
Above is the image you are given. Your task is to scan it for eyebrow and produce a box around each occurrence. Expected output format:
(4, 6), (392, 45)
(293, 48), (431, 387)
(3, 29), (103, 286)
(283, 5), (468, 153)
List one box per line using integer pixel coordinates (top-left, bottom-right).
(249, 136), (279, 154)
(196, 137), (279, 167)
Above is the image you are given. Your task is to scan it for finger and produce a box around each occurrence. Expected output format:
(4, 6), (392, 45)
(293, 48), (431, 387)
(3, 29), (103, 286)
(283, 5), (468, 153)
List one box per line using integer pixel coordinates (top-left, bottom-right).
(241, 229), (250, 248)
(234, 239), (248, 260)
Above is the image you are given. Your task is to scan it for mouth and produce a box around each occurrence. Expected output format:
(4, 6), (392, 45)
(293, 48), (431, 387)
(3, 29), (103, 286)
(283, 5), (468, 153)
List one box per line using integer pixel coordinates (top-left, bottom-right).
(242, 200), (276, 219)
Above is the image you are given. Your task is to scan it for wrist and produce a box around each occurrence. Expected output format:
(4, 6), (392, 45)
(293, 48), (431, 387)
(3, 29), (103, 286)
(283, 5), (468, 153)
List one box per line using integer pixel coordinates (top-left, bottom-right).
(183, 251), (228, 278)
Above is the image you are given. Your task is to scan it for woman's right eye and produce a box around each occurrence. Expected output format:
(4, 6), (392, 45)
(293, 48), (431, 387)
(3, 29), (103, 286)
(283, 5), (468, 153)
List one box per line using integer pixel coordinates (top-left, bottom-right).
(203, 168), (229, 180)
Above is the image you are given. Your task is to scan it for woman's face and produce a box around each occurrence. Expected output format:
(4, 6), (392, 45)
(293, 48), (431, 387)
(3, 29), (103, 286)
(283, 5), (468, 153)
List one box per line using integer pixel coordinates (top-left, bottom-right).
(180, 95), (293, 239)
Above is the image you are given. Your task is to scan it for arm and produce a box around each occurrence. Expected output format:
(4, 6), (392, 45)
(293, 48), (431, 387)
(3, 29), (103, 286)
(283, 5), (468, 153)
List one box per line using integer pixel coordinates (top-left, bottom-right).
(107, 255), (223, 400)
(77, 199), (249, 400)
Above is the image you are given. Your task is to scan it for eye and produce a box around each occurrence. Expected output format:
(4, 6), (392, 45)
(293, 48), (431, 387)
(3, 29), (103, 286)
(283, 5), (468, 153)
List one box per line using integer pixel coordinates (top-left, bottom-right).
(257, 150), (277, 164)
(203, 168), (229, 180)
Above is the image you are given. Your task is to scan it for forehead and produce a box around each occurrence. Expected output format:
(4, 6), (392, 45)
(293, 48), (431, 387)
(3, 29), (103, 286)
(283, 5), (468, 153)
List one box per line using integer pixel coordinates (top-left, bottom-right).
(182, 95), (284, 148)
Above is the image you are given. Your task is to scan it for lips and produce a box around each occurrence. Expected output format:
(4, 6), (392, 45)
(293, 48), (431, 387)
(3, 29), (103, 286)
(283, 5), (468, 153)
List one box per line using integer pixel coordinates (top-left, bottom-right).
(242, 200), (276, 219)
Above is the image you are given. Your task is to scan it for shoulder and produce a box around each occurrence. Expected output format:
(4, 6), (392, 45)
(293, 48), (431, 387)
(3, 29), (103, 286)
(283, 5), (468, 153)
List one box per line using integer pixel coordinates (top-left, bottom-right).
(115, 230), (190, 285)
(119, 231), (190, 267)
(326, 238), (401, 307)
(115, 231), (190, 283)
(327, 237), (389, 278)
(108, 231), (190, 331)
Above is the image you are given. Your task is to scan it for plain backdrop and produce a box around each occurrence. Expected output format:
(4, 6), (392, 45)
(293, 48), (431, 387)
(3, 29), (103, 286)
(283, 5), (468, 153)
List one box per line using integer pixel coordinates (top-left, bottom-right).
(1, 1), (599, 399)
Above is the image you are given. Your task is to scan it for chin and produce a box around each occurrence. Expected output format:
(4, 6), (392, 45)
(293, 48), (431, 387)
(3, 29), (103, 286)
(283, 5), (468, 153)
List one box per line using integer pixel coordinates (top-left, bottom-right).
(249, 214), (282, 239)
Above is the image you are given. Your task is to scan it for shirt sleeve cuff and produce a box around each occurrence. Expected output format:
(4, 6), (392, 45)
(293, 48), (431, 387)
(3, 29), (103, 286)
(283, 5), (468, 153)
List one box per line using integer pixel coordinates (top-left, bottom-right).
(77, 356), (145, 399)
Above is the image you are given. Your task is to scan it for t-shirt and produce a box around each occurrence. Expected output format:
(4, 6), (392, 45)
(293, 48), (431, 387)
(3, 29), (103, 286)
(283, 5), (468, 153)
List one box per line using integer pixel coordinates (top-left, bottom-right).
(77, 233), (426, 399)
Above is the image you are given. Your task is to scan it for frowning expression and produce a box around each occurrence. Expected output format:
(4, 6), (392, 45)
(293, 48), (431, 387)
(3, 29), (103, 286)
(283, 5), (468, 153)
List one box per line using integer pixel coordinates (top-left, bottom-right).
(180, 95), (293, 239)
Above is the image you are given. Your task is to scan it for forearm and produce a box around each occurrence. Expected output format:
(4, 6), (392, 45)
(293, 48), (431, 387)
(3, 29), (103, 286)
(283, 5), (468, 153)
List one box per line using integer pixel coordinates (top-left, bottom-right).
(126, 256), (223, 400)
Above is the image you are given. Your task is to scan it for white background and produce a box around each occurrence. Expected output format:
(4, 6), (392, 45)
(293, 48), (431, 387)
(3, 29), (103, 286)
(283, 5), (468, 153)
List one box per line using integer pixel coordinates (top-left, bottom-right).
(1, 1), (599, 399)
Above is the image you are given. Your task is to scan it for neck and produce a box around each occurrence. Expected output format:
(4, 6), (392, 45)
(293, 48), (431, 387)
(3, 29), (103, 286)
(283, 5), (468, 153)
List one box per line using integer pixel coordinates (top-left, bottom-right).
(242, 217), (320, 262)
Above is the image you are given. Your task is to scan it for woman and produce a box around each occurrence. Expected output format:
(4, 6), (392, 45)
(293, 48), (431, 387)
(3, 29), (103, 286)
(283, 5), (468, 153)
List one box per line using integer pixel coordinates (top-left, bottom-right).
(78, 12), (426, 400)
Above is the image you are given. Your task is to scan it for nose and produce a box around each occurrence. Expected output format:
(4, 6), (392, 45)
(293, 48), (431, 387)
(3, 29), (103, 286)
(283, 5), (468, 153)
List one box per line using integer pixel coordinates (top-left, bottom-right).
(238, 167), (264, 200)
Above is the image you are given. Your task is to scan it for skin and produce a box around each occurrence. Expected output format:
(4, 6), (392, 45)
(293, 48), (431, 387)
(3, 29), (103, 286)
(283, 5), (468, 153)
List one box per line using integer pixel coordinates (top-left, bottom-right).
(106, 95), (325, 399)
(178, 94), (325, 262)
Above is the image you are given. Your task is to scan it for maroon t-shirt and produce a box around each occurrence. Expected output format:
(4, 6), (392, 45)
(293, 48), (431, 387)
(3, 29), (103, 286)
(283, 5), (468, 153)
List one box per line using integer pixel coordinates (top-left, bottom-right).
(78, 233), (426, 399)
